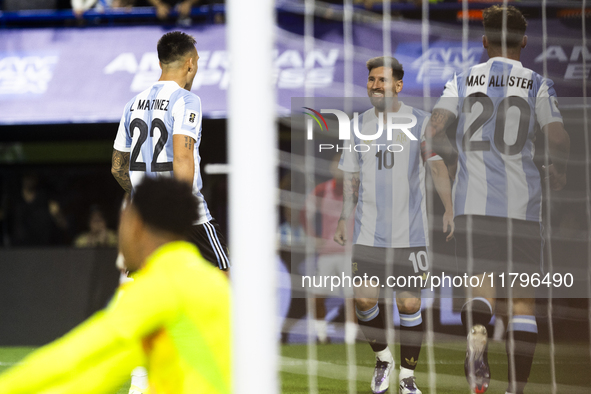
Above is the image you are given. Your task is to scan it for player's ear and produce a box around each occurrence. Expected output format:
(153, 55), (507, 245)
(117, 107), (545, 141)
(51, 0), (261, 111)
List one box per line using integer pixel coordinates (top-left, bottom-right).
(395, 79), (403, 94)
(521, 35), (528, 49)
(482, 35), (488, 49)
(187, 56), (194, 73)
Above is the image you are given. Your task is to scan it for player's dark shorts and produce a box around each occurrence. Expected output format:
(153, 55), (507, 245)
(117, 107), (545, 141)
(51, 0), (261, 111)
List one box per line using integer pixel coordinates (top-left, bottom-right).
(352, 244), (429, 294)
(188, 219), (230, 270)
(454, 215), (542, 276)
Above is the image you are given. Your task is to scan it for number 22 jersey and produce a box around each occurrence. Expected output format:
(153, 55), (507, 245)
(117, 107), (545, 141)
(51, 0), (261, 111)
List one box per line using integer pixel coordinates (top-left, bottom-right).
(434, 57), (563, 222)
(113, 80), (212, 224)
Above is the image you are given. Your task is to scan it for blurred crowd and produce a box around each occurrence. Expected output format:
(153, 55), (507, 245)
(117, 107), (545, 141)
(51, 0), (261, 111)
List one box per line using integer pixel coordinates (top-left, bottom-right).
(0, 171), (121, 248)
(1, 0), (224, 22)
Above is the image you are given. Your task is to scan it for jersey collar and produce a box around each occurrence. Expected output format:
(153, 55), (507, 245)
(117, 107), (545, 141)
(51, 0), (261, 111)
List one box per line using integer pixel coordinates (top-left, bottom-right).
(486, 56), (523, 68)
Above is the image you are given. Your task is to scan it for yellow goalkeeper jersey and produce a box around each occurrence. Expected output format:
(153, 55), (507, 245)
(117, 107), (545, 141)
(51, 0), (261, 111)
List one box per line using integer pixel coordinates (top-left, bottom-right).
(0, 241), (231, 394)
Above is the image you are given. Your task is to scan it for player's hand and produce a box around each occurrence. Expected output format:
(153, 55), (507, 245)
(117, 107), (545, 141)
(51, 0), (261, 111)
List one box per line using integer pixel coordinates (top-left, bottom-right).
(543, 164), (566, 191)
(155, 3), (171, 20)
(443, 210), (454, 242)
(334, 219), (347, 246)
(177, 0), (193, 18)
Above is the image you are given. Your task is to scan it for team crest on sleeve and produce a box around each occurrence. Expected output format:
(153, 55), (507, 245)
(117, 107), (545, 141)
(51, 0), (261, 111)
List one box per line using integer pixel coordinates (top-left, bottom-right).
(184, 110), (198, 126)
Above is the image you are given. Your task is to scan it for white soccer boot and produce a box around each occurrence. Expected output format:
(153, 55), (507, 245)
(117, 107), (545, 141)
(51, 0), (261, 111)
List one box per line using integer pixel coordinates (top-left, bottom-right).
(370, 353), (394, 393)
(465, 324), (491, 393)
(399, 375), (422, 394)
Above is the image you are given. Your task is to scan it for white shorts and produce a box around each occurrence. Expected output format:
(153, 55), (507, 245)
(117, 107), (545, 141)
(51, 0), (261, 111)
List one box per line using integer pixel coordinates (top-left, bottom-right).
(311, 253), (353, 297)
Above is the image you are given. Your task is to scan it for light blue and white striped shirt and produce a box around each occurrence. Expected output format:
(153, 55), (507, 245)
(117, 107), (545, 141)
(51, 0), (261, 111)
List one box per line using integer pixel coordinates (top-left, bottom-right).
(339, 102), (440, 248)
(434, 57), (563, 222)
(114, 80), (212, 224)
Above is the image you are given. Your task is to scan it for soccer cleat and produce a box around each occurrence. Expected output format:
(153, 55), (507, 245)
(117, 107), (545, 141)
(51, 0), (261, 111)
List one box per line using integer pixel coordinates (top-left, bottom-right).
(371, 356), (394, 393)
(128, 385), (147, 394)
(399, 376), (422, 394)
(465, 324), (491, 393)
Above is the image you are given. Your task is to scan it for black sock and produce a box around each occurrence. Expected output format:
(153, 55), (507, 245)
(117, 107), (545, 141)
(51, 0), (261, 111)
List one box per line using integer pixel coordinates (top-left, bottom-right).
(506, 315), (538, 394)
(356, 302), (387, 352)
(399, 310), (424, 370)
(461, 297), (493, 333)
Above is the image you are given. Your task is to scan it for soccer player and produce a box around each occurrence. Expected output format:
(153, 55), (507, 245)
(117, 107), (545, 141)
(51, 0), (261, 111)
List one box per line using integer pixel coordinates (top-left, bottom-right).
(111, 31), (230, 393)
(334, 56), (454, 394)
(111, 31), (229, 273)
(425, 6), (570, 394)
(0, 177), (230, 394)
(302, 153), (356, 344)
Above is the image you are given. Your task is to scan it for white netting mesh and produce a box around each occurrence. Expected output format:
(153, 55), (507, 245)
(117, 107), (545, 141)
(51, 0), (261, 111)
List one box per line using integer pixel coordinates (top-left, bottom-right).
(270, 1), (591, 392)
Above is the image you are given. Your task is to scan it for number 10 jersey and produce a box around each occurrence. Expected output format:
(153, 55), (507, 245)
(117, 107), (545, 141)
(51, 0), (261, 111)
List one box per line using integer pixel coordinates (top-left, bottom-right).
(114, 80), (212, 224)
(434, 57), (564, 222)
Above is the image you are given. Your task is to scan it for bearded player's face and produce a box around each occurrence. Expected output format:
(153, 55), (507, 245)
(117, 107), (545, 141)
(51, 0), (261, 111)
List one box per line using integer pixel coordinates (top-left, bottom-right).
(367, 66), (401, 110)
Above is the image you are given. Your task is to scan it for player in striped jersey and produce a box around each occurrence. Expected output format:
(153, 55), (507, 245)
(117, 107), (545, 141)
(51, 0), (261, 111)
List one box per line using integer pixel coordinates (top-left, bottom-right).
(334, 56), (454, 394)
(426, 6), (570, 394)
(111, 31), (229, 394)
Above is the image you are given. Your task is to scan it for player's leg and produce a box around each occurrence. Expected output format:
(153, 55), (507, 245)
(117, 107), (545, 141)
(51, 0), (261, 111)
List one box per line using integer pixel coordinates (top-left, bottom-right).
(314, 297), (328, 344)
(311, 255), (330, 344)
(352, 245), (392, 394)
(395, 246), (430, 394)
(115, 253), (150, 394)
(456, 215), (497, 393)
(129, 366), (148, 394)
(505, 296), (536, 394)
(340, 253), (358, 345)
(396, 293), (423, 394)
(504, 219), (541, 394)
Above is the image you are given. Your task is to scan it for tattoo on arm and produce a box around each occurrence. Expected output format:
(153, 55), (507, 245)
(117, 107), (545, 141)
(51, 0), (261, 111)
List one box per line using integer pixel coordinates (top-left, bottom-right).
(111, 150), (132, 195)
(427, 109), (458, 167)
(184, 136), (194, 150)
(340, 172), (360, 221)
(430, 109), (455, 136)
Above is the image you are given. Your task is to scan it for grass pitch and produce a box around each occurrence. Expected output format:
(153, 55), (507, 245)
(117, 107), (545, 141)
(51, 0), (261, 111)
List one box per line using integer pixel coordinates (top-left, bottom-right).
(1, 340), (589, 393)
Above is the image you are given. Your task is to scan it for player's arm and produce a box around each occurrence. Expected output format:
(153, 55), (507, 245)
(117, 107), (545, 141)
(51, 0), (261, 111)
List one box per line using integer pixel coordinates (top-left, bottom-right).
(0, 311), (144, 394)
(111, 149), (132, 195)
(428, 159), (454, 241)
(424, 108), (458, 174)
(172, 134), (196, 185)
(543, 121), (570, 191)
(334, 171), (359, 246)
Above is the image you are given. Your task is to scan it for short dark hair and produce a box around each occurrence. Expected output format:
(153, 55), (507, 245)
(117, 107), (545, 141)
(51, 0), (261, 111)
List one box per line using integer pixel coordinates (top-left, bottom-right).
(366, 56), (404, 81)
(132, 177), (198, 237)
(157, 31), (197, 65)
(483, 5), (527, 48)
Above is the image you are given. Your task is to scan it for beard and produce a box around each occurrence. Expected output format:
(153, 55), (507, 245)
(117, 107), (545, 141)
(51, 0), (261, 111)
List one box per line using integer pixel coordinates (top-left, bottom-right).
(369, 96), (395, 111)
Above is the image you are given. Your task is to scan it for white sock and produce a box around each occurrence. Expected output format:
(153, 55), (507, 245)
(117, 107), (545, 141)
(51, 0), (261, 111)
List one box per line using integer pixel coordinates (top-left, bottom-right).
(493, 316), (505, 341)
(131, 366), (148, 389)
(399, 366), (414, 380)
(345, 321), (357, 345)
(375, 347), (393, 362)
(316, 319), (328, 342)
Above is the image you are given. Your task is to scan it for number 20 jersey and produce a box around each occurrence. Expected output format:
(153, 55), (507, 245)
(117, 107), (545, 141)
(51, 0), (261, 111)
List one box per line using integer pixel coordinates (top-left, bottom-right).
(113, 81), (212, 224)
(434, 57), (563, 222)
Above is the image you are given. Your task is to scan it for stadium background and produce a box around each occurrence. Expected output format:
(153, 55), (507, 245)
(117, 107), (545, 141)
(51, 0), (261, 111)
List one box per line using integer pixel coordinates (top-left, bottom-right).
(0, 0), (590, 392)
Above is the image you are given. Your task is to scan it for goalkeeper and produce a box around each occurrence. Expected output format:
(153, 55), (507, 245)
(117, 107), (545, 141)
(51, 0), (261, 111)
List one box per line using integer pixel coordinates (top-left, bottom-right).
(0, 177), (230, 394)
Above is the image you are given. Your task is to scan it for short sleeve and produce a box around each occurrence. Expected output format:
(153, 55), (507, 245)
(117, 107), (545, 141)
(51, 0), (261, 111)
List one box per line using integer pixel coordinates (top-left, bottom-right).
(338, 131), (360, 172)
(535, 77), (563, 128)
(433, 73), (460, 117)
(113, 100), (133, 152)
(171, 93), (202, 141)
